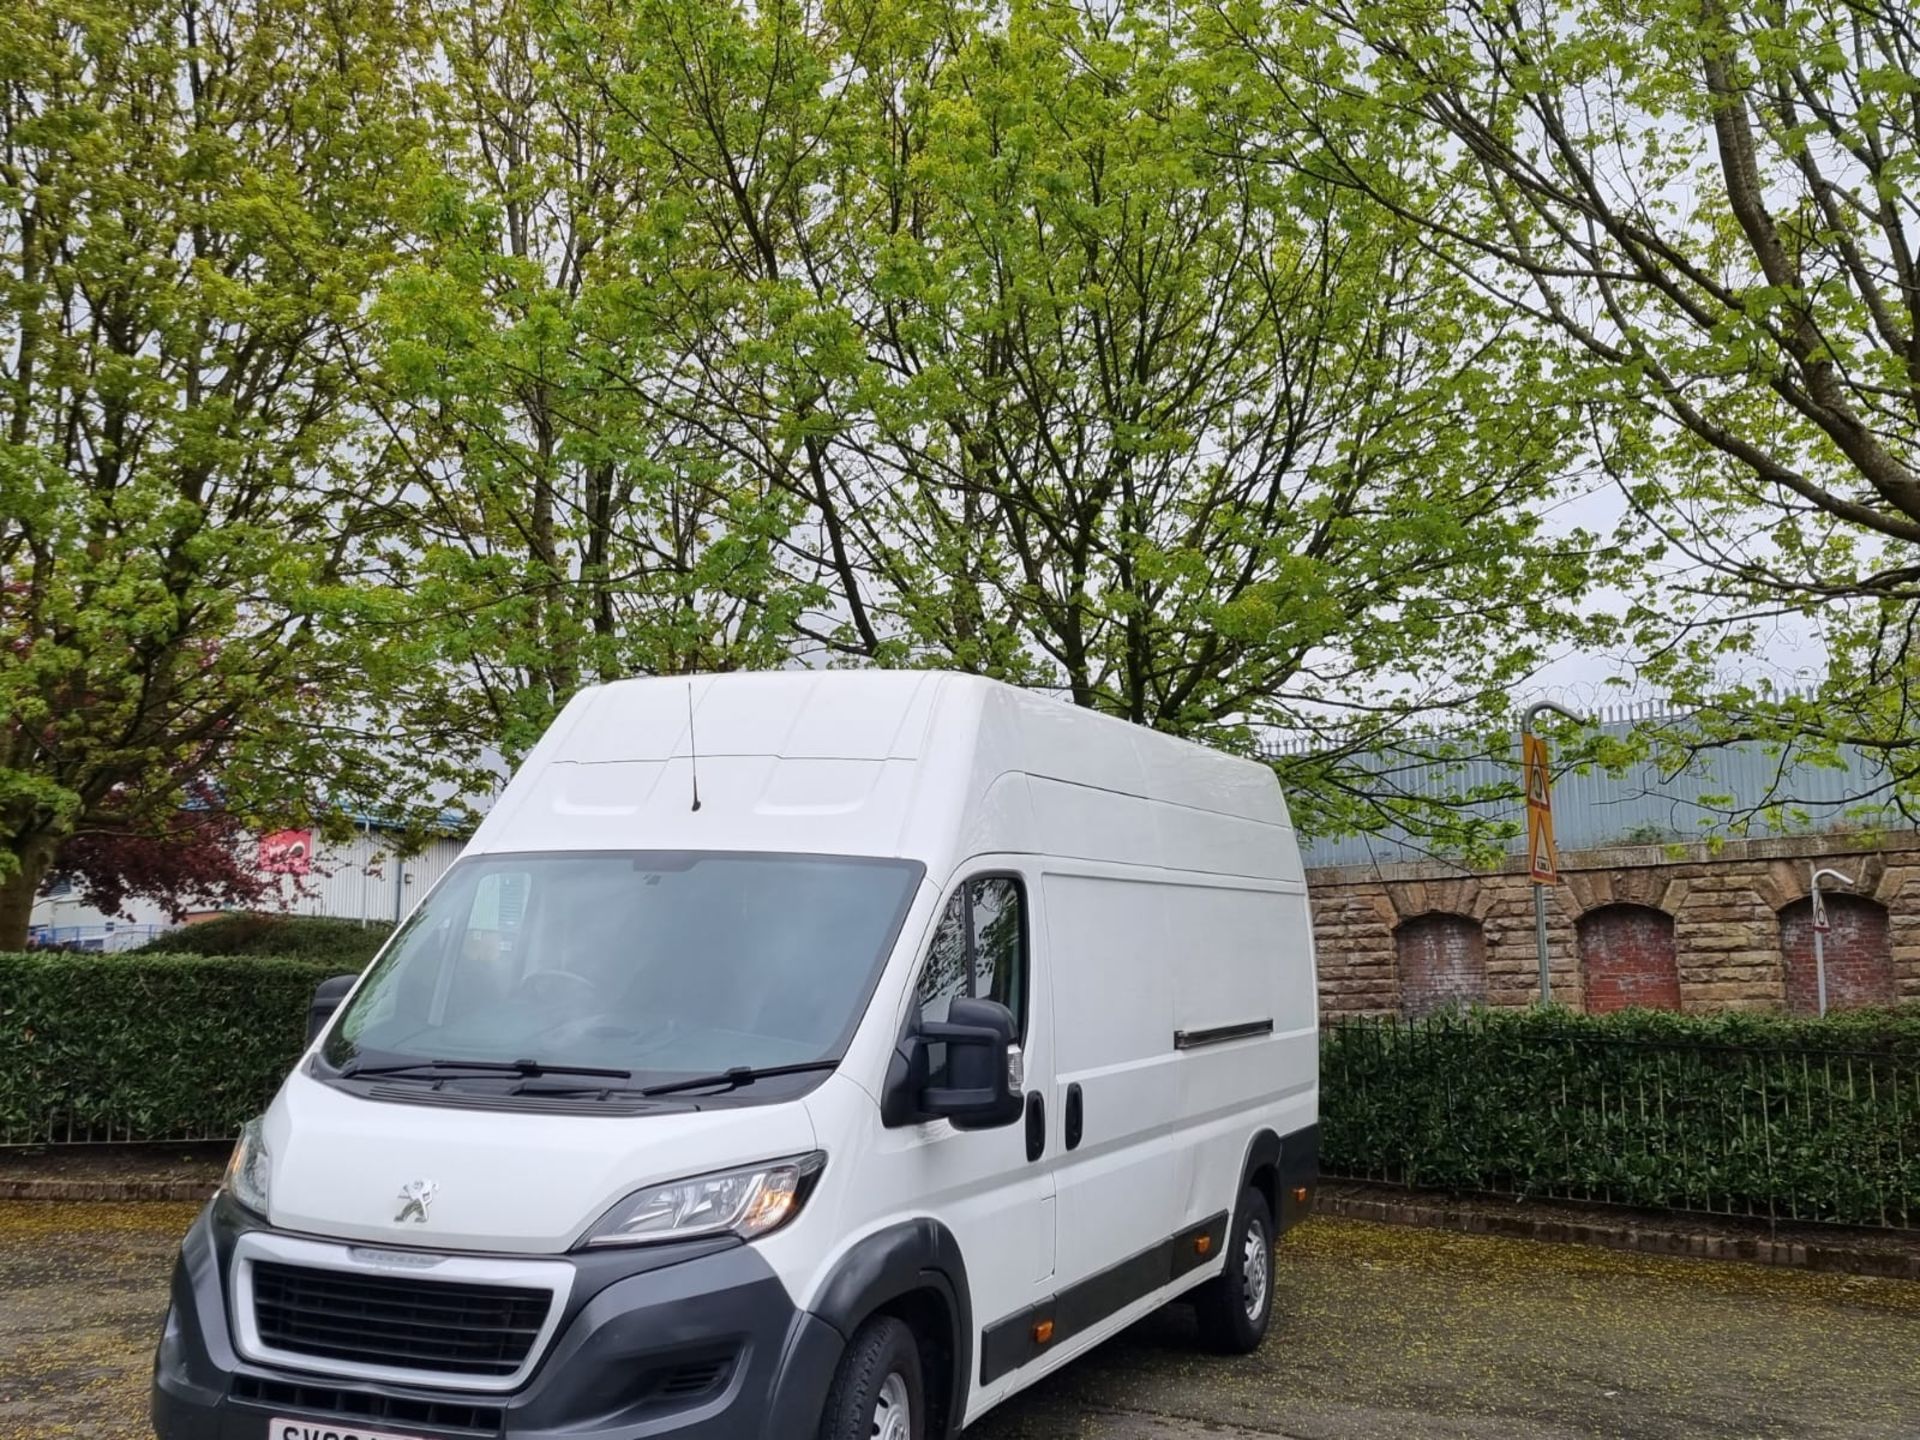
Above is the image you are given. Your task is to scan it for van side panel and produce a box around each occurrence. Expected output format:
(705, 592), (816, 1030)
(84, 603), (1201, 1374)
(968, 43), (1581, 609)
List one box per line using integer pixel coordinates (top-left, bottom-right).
(1165, 881), (1318, 1229)
(1166, 880), (1293, 1044)
(1041, 870), (1182, 1307)
(1148, 793), (1301, 883)
(1025, 775), (1161, 870)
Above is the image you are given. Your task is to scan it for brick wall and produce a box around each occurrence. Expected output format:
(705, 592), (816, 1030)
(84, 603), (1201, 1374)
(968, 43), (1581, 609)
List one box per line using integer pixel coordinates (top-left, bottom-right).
(1779, 893), (1896, 1014)
(1578, 904), (1680, 1013)
(1395, 912), (1488, 1017)
(1307, 832), (1920, 1016)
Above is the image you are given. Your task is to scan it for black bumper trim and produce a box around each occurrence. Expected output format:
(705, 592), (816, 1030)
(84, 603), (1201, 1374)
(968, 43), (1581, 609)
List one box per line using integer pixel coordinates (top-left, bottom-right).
(1277, 1122), (1319, 1234)
(152, 1199), (844, 1440)
(977, 1211), (1227, 1386)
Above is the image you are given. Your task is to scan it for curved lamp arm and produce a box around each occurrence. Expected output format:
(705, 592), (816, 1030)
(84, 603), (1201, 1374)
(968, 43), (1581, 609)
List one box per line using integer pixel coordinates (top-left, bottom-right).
(1524, 700), (1592, 733)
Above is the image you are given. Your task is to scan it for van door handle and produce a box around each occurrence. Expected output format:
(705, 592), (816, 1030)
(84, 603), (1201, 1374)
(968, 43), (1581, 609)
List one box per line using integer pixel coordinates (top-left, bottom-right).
(1065, 1083), (1084, 1151)
(1024, 1091), (1045, 1163)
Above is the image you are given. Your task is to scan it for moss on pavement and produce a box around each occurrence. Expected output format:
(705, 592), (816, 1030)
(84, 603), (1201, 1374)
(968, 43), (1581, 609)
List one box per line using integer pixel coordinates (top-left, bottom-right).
(974, 1217), (1920, 1439)
(3, 1203), (1915, 1440)
(0, 1202), (199, 1440)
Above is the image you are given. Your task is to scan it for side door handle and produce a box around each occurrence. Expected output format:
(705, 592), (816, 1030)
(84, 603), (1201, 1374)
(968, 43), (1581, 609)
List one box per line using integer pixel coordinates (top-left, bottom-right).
(1065, 1083), (1084, 1151)
(1024, 1091), (1045, 1163)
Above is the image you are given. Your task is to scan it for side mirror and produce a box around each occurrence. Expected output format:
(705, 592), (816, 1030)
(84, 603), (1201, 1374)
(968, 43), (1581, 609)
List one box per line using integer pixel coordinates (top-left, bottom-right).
(882, 996), (1023, 1130)
(308, 974), (357, 1044)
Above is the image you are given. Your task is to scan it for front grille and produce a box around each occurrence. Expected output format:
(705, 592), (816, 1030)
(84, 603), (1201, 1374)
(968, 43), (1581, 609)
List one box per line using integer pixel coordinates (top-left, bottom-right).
(650, 1354), (733, 1401)
(230, 1375), (504, 1433)
(251, 1261), (552, 1377)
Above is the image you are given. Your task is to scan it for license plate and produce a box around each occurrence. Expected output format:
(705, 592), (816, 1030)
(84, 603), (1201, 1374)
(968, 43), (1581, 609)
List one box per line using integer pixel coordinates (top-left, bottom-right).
(269, 1419), (428, 1440)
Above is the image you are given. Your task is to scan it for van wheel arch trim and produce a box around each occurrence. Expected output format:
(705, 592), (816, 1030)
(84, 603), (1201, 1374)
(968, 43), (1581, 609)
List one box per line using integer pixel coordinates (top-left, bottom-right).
(809, 1218), (973, 1437)
(1242, 1128), (1282, 1186)
(1245, 1121), (1320, 1235)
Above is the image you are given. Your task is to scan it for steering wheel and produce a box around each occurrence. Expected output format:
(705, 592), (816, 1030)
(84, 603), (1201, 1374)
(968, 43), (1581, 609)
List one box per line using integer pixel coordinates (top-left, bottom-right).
(512, 968), (601, 1008)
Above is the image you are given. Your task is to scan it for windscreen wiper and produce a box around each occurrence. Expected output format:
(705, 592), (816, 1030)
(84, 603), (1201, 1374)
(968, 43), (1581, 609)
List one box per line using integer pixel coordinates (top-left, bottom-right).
(341, 1057), (634, 1081)
(640, 1059), (840, 1097)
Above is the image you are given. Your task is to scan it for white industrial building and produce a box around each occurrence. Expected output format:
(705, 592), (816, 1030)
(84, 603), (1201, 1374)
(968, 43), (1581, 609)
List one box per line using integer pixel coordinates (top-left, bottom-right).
(28, 820), (468, 951)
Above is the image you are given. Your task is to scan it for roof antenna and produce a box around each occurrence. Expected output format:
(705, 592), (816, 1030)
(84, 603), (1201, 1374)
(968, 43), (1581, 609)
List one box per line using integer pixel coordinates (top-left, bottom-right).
(686, 682), (702, 812)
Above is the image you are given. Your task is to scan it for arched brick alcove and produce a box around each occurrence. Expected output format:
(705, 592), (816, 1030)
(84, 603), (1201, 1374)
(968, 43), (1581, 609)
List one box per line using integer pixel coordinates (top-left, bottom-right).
(1779, 893), (1894, 1014)
(1395, 912), (1488, 1018)
(1577, 903), (1680, 1012)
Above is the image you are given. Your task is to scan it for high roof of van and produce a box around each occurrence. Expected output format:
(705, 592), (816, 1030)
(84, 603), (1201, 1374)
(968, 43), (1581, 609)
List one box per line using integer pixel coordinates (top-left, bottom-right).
(464, 671), (1297, 882)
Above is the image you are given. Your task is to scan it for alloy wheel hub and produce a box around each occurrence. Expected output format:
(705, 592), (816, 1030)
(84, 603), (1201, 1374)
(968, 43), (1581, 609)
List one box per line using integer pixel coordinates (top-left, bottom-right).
(873, 1370), (911, 1440)
(1243, 1219), (1271, 1321)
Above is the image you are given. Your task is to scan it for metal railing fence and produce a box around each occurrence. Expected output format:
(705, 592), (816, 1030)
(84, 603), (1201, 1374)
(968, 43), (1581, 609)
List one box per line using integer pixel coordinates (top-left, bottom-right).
(25, 924), (169, 953)
(1321, 1013), (1920, 1229)
(3, 1111), (238, 1148)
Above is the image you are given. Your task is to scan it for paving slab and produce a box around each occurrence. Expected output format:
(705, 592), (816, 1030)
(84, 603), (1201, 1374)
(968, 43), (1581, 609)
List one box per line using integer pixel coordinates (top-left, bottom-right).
(971, 1220), (1920, 1439)
(3, 1205), (1916, 1440)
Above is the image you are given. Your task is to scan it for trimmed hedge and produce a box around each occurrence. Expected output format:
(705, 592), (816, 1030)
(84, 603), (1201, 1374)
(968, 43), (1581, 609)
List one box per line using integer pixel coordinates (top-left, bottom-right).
(130, 912), (394, 968)
(1323, 1006), (1920, 1228)
(0, 950), (347, 1146)
(10, 939), (1920, 1230)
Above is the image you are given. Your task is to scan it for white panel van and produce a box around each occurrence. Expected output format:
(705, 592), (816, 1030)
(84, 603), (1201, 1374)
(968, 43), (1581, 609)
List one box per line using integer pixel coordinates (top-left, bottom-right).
(153, 671), (1319, 1440)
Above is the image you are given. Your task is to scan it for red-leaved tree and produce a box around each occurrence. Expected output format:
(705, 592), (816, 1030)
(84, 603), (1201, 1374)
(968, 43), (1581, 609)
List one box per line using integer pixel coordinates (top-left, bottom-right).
(43, 788), (274, 926)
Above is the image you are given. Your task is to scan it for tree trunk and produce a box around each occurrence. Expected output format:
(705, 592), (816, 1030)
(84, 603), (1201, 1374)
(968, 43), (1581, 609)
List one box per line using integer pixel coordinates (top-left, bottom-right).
(0, 836), (57, 951)
(585, 460), (619, 683)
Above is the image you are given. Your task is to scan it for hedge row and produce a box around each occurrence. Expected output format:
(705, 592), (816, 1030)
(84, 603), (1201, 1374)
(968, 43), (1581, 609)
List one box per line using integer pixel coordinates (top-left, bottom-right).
(0, 951), (352, 1146)
(1322, 1005), (1920, 1228)
(10, 944), (1920, 1232)
(129, 911), (394, 968)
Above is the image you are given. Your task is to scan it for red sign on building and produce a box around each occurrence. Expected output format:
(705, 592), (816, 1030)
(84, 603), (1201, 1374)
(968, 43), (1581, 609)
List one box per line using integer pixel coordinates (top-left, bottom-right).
(259, 829), (313, 875)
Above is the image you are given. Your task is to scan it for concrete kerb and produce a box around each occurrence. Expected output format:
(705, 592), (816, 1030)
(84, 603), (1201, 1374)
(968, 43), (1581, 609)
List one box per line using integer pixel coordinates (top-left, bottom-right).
(0, 1177), (218, 1203)
(1318, 1182), (1920, 1281)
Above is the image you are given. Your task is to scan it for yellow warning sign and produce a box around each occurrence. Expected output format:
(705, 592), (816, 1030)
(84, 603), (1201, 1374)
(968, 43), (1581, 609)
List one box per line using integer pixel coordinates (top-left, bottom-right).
(1524, 733), (1558, 884)
(1527, 809), (1558, 883)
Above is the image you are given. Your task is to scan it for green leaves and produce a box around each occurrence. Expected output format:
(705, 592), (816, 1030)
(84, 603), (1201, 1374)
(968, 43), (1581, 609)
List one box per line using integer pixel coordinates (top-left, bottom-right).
(338, 0), (1625, 856)
(1324, 1007), (1920, 1226)
(1257, 0), (1920, 825)
(0, 0), (439, 939)
(2, 0), (1635, 913)
(0, 948), (361, 1145)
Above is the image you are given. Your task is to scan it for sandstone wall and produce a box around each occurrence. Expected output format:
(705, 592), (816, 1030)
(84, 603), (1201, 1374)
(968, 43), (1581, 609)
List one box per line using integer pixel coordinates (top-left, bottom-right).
(1306, 832), (1920, 1016)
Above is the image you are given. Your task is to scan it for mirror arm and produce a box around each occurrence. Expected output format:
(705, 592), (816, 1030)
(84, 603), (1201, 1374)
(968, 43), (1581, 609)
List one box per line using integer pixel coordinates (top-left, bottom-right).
(307, 973), (359, 1046)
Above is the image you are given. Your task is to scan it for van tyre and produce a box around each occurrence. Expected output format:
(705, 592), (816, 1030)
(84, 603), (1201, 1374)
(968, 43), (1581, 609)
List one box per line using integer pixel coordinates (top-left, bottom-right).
(820, 1314), (924, 1440)
(1192, 1185), (1274, 1354)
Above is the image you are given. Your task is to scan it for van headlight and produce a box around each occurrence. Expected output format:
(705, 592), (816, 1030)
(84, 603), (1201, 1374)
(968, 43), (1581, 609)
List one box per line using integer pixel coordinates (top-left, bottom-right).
(223, 1117), (271, 1218)
(583, 1152), (825, 1247)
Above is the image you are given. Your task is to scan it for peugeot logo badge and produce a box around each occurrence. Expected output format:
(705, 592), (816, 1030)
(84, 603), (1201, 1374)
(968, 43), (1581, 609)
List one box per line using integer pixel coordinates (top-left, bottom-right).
(395, 1179), (438, 1224)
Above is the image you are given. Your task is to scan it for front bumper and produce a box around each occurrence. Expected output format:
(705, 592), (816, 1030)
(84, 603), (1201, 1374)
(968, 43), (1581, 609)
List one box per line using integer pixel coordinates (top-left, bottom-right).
(152, 1199), (842, 1440)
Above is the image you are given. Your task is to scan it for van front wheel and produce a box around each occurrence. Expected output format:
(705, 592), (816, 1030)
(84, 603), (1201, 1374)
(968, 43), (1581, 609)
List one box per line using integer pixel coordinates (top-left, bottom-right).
(819, 1314), (924, 1440)
(1192, 1185), (1274, 1354)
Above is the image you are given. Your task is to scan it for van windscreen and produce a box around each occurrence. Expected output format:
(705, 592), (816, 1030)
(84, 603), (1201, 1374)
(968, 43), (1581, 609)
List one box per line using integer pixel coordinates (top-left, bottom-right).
(319, 851), (922, 1086)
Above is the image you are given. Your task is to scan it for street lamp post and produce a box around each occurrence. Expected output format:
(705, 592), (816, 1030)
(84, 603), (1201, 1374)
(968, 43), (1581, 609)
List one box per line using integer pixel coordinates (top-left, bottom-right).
(1523, 701), (1591, 1007)
(1808, 865), (1856, 1017)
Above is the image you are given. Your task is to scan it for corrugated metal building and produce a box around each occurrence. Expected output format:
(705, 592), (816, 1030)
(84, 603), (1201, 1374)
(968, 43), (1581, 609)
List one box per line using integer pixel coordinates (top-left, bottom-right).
(28, 823), (467, 950)
(1268, 703), (1906, 870)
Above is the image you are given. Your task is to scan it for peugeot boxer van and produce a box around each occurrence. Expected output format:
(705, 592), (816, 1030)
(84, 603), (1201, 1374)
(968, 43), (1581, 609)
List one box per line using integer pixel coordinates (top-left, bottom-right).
(153, 671), (1319, 1440)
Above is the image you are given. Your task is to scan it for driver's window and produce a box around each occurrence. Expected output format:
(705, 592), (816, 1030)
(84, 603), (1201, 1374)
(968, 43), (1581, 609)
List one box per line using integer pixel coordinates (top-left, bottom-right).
(443, 869), (530, 1019)
(916, 876), (1027, 1044)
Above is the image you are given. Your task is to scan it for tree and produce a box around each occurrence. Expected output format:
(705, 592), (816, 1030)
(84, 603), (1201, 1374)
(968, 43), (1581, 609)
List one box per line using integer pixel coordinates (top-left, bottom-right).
(362, 0), (821, 772)
(1235, 0), (1920, 816)
(45, 783), (272, 925)
(540, 0), (1616, 843)
(0, 0), (430, 946)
